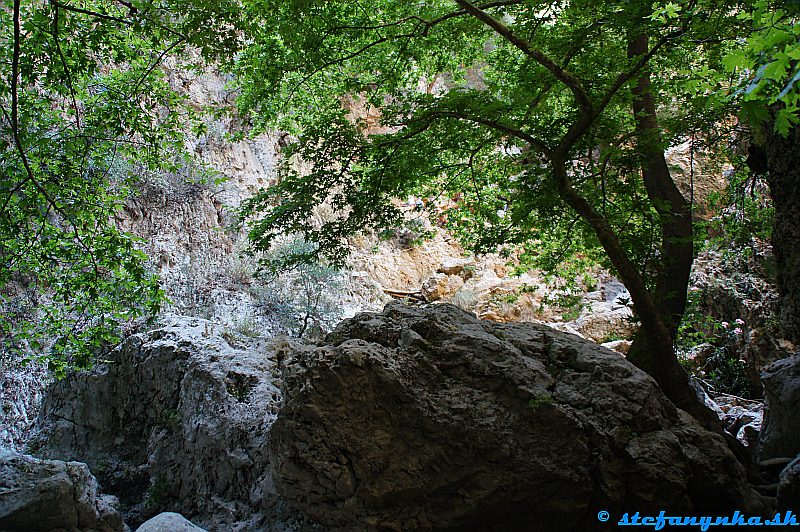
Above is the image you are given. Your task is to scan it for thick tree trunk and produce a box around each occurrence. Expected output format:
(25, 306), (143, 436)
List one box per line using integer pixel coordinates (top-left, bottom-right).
(553, 157), (717, 428)
(622, 31), (719, 428)
(764, 123), (800, 344)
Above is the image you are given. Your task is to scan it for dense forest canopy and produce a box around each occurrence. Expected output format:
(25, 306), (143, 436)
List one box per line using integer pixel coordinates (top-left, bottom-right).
(1, 0), (798, 416)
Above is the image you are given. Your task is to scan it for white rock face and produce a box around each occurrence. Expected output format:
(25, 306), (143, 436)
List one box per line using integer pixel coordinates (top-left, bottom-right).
(665, 139), (728, 218)
(1, 362), (50, 452)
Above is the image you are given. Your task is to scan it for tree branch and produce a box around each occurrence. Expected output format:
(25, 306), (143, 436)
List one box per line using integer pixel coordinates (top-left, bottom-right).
(409, 109), (552, 156)
(8, 0), (100, 277)
(52, 3), (81, 130)
(50, 0), (130, 25)
(454, 0), (593, 115)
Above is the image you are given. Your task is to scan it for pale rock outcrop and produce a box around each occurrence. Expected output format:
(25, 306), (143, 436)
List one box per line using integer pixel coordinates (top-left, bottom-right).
(136, 512), (206, 532)
(0, 449), (125, 532)
(269, 303), (770, 531)
(33, 317), (319, 531)
(420, 272), (464, 301)
(347, 231), (466, 292)
(437, 258), (476, 278)
(572, 281), (636, 343)
(665, 139), (728, 218)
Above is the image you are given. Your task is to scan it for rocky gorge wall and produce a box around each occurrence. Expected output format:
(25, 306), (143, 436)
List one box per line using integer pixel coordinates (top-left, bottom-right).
(29, 304), (775, 531)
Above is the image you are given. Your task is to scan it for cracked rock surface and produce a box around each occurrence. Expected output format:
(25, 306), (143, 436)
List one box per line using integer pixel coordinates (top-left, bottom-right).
(0, 449), (124, 531)
(270, 303), (770, 531)
(33, 317), (317, 531)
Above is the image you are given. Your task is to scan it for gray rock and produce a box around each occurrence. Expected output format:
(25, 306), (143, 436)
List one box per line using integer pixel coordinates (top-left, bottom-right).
(0, 449), (125, 531)
(136, 512), (206, 531)
(33, 316), (319, 531)
(777, 454), (800, 510)
(270, 302), (771, 531)
(760, 354), (800, 460)
(690, 249), (789, 397)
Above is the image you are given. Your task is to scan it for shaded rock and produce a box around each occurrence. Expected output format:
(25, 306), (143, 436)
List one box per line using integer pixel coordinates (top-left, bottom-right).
(683, 343), (716, 371)
(270, 303), (770, 531)
(0, 449), (124, 532)
(760, 354), (800, 460)
(777, 454), (800, 510)
(136, 512), (206, 532)
(33, 316), (319, 531)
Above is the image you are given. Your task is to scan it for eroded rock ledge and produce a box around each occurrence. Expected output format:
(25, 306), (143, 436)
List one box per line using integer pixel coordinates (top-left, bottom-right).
(33, 317), (313, 531)
(270, 303), (770, 530)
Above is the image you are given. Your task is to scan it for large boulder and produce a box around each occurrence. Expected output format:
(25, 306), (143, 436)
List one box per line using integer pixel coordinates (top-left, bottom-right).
(0, 449), (124, 531)
(269, 303), (770, 531)
(760, 354), (800, 460)
(33, 316), (318, 531)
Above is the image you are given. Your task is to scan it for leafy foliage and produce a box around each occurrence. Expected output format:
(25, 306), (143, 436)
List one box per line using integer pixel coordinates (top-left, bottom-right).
(256, 238), (343, 338)
(0, 0), (241, 375)
(235, 1), (735, 285)
(720, 0), (800, 135)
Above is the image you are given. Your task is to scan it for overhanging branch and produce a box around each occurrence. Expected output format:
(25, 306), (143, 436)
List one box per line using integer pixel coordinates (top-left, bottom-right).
(454, 0), (593, 116)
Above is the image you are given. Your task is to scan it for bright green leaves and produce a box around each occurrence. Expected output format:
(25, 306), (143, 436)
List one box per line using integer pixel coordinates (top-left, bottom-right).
(649, 2), (682, 24)
(233, 0), (733, 288)
(722, 1), (800, 135)
(774, 105), (800, 136)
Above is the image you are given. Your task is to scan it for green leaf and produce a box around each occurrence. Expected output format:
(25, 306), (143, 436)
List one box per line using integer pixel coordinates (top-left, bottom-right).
(774, 107), (800, 136)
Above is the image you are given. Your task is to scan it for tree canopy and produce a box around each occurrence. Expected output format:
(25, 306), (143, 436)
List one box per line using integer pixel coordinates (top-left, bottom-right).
(2, 0), (798, 416)
(232, 0), (754, 420)
(0, 0), (240, 374)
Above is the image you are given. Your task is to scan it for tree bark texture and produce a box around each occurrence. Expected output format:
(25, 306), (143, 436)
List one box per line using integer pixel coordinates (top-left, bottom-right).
(765, 123), (800, 344)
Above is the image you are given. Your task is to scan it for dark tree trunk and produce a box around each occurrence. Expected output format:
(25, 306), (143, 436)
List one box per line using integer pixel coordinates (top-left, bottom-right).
(622, 31), (718, 429)
(764, 123), (800, 344)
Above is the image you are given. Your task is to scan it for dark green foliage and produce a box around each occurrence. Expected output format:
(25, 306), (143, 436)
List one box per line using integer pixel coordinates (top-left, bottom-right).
(705, 346), (752, 399)
(705, 170), (774, 251)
